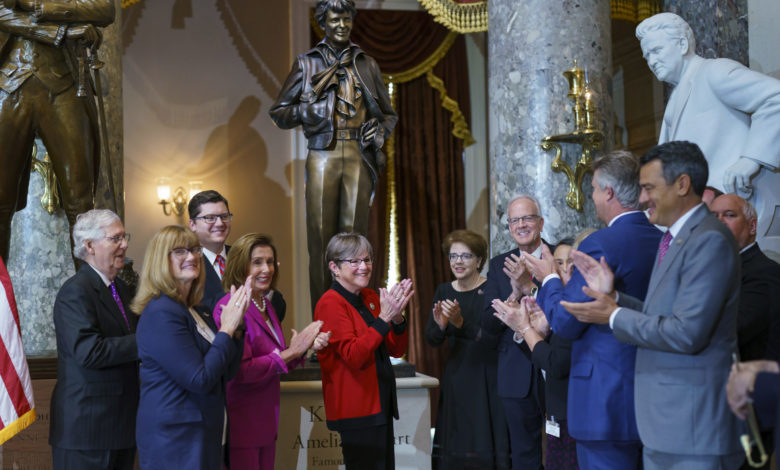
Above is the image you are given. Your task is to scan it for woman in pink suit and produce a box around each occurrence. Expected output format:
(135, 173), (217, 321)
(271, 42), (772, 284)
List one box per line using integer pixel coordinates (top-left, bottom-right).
(214, 233), (330, 469)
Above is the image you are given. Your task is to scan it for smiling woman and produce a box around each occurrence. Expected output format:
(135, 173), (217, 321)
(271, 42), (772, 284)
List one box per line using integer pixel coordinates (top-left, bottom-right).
(131, 225), (249, 469)
(315, 232), (414, 470)
(215, 233), (328, 470)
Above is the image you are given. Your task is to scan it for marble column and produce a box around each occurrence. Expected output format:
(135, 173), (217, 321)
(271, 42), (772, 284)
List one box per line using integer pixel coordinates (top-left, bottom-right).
(664, 0), (748, 64)
(488, 0), (612, 254)
(7, 0), (124, 358)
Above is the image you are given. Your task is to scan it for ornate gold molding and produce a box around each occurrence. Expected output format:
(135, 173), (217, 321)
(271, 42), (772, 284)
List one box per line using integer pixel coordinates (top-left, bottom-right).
(610, 0), (661, 23)
(418, 0), (488, 34)
(541, 131), (604, 212)
(121, 0), (144, 8)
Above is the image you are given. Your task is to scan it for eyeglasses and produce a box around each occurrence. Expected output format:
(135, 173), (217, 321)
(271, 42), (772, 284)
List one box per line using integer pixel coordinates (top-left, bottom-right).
(508, 215), (540, 226)
(104, 234), (131, 244)
(192, 213), (232, 224)
(338, 257), (372, 268)
(448, 252), (475, 262)
(170, 246), (203, 258)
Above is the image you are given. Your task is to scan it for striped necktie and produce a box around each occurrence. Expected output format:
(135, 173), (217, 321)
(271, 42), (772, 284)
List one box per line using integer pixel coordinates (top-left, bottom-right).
(216, 254), (225, 277)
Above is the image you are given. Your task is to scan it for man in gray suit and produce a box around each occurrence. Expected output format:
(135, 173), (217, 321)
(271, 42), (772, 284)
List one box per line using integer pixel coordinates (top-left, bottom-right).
(562, 141), (744, 469)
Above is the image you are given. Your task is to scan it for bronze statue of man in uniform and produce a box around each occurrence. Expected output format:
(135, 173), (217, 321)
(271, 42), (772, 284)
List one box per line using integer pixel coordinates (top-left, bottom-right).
(0, 0), (115, 262)
(270, 0), (397, 307)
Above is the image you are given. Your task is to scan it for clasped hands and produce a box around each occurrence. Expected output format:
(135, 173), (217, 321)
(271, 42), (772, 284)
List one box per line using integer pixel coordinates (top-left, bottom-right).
(492, 296), (550, 338)
(379, 278), (414, 325)
(432, 299), (463, 330)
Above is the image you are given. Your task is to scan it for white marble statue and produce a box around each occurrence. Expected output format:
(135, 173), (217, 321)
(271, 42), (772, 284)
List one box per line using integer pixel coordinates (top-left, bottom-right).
(637, 12), (780, 256)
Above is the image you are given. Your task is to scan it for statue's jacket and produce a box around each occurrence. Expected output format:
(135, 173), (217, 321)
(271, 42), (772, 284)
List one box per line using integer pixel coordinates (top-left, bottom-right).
(269, 40), (397, 184)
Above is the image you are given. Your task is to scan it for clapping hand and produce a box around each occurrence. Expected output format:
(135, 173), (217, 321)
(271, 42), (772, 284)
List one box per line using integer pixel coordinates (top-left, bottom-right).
(379, 278), (414, 324)
(503, 253), (535, 297)
(491, 298), (530, 333)
(286, 321), (323, 359)
(525, 297), (550, 337)
(312, 330), (332, 352)
(432, 301), (448, 330)
(440, 299), (463, 328)
(570, 250), (614, 294)
(219, 276), (253, 337)
(522, 245), (557, 281)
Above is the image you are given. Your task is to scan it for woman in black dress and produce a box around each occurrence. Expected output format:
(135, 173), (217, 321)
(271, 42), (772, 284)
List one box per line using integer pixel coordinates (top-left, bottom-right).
(426, 229), (511, 469)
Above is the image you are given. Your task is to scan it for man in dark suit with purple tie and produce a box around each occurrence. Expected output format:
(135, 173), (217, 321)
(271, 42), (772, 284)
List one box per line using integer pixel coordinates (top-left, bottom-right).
(49, 209), (138, 470)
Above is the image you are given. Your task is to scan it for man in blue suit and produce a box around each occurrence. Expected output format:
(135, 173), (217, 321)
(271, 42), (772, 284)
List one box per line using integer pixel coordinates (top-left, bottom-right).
(482, 194), (547, 470)
(524, 151), (662, 469)
(563, 141), (743, 469)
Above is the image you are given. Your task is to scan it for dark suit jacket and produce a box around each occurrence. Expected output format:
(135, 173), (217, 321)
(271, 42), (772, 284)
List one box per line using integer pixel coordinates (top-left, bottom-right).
(482, 246), (545, 399)
(738, 243), (780, 361)
(135, 295), (242, 469)
(530, 334), (572, 420)
(538, 212), (661, 442)
(49, 265), (138, 450)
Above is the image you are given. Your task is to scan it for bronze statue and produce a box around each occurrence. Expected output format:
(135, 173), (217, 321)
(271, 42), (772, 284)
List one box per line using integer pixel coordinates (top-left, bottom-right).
(270, 0), (397, 308)
(0, 0), (115, 262)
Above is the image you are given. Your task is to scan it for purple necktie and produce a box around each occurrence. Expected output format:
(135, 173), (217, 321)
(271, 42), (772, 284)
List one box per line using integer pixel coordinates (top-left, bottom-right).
(658, 231), (673, 265)
(109, 282), (130, 329)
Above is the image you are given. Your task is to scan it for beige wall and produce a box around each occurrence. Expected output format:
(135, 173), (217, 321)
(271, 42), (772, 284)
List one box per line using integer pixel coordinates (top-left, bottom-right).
(122, 0), (299, 324)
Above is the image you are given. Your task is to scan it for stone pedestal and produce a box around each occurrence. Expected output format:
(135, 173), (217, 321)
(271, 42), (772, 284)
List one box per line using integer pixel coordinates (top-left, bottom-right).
(487, 1), (612, 251)
(276, 374), (438, 470)
(8, 140), (75, 358)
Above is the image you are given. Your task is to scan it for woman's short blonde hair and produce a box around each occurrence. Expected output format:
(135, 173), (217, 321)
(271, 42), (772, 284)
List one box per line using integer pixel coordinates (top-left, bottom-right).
(131, 225), (205, 314)
(222, 233), (277, 291)
(325, 232), (373, 267)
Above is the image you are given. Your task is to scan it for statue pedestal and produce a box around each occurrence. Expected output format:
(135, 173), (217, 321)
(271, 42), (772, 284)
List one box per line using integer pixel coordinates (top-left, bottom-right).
(277, 365), (437, 470)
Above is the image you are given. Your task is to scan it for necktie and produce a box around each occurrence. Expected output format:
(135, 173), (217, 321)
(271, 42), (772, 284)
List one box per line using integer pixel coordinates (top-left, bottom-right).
(109, 282), (130, 329)
(658, 231), (673, 265)
(216, 254), (225, 277)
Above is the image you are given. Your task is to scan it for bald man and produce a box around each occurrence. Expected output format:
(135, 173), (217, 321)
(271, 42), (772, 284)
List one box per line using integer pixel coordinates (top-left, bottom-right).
(711, 194), (780, 362)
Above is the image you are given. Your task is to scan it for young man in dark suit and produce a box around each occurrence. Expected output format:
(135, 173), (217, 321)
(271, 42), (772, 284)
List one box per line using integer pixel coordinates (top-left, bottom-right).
(188, 190), (232, 311)
(50, 209), (138, 470)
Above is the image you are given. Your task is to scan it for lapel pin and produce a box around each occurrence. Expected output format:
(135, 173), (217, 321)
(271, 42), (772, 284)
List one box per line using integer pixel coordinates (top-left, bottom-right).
(369, 303), (375, 310)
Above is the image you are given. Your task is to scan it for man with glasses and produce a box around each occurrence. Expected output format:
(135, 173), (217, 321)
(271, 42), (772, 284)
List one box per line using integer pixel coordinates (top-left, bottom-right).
(50, 209), (138, 470)
(522, 151), (662, 469)
(188, 190), (232, 310)
(481, 194), (547, 470)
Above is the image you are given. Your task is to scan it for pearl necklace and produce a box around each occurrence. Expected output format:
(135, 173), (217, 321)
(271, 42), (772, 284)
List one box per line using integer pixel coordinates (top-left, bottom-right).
(251, 296), (266, 312)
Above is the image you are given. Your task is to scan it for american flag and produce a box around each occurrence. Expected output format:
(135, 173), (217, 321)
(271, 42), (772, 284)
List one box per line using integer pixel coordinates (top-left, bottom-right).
(0, 257), (35, 445)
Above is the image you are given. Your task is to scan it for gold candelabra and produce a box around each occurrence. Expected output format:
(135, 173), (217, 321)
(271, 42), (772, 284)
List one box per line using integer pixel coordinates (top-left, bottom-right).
(541, 61), (604, 212)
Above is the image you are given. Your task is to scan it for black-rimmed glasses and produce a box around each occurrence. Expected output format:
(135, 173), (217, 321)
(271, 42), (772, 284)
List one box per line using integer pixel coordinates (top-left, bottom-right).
(170, 246), (203, 258)
(192, 213), (232, 224)
(338, 257), (372, 268)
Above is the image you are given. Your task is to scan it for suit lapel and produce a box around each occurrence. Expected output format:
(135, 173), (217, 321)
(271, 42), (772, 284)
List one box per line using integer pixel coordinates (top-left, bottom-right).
(82, 265), (131, 335)
(665, 57), (705, 138)
(247, 299), (283, 348)
(644, 205), (707, 304)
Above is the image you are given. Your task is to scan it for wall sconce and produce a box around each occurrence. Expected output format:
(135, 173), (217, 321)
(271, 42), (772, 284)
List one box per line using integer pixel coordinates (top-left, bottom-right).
(157, 177), (187, 216)
(188, 180), (202, 200)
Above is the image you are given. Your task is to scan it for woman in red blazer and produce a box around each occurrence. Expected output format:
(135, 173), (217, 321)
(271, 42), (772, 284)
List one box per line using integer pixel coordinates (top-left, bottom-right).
(315, 232), (414, 470)
(215, 233), (330, 470)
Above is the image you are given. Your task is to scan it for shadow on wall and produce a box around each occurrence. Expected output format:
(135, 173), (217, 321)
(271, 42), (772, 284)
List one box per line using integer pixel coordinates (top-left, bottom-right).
(190, 95), (294, 326)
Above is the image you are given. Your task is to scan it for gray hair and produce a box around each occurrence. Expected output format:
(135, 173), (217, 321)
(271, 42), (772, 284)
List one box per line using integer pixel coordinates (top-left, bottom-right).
(741, 198), (757, 222)
(326, 232), (373, 267)
(636, 13), (696, 54)
(72, 209), (121, 260)
(507, 194), (543, 219)
(592, 150), (641, 209)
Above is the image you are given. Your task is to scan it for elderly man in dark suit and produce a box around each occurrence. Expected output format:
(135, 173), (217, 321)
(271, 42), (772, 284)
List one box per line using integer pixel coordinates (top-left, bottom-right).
(711, 194), (780, 362)
(49, 209), (138, 470)
(188, 190), (232, 311)
(270, 0), (397, 308)
(563, 141), (743, 469)
(481, 194), (547, 470)
(0, 0), (114, 262)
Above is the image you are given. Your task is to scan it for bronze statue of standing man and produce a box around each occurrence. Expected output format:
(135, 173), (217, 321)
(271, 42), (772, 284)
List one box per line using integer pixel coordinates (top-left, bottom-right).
(0, 0), (115, 262)
(270, 0), (397, 308)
